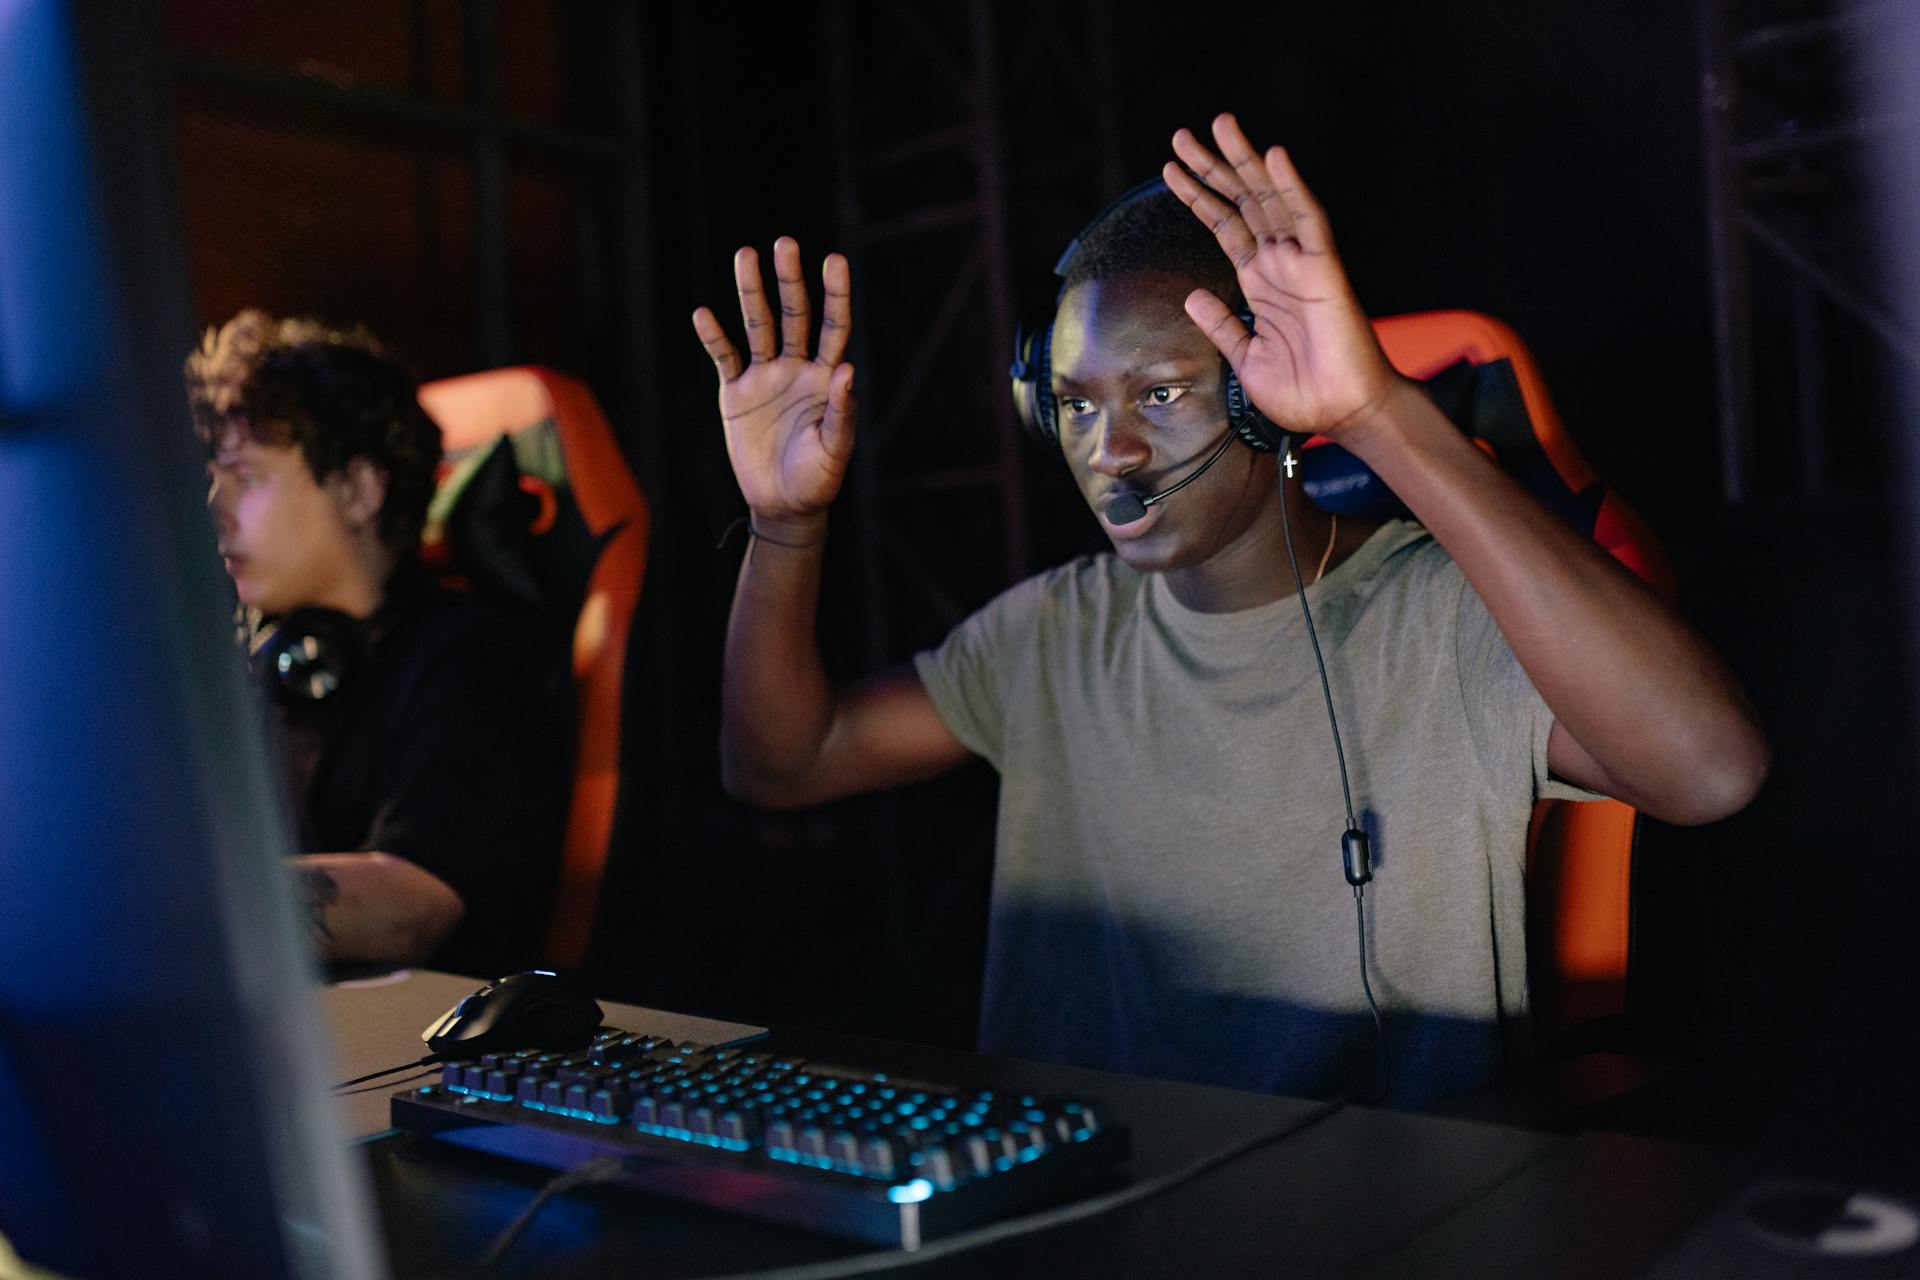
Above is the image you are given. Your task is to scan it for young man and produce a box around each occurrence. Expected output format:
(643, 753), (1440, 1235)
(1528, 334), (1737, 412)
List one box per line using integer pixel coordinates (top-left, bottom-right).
(191, 311), (568, 976)
(694, 115), (1768, 1105)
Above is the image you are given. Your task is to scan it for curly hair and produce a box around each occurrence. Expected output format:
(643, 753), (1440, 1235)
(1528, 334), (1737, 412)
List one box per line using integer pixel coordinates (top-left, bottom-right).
(185, 310), (442, 550)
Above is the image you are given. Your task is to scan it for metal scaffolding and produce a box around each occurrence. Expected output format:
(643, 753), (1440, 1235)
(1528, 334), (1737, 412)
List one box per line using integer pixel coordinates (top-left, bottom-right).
(823, 0), (1123, 666)
(1698, 0), (1920, 505)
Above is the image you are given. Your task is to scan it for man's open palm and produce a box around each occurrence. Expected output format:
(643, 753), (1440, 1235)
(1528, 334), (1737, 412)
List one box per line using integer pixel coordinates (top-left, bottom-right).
(693, 236), (856, 522)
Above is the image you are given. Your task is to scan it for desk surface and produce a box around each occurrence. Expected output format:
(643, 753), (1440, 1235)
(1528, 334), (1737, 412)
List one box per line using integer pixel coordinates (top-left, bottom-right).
(323, 972), (1909, 1279)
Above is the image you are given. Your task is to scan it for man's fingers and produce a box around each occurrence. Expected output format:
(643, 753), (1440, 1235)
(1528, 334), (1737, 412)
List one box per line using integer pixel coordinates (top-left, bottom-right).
(817, 253), (852, 367)
(733, 246), (777, 362)
(1172, 125), (1275, 245)
(772, 236), (811, 358)
(1182, 288), (1251, 368)
(691, 306), (743, 382)
(1262, 145), (1332, 256)
(820, 362), (858, 459)
(1163, 159), (1260, 269)
(1211, 112), (1295, 244)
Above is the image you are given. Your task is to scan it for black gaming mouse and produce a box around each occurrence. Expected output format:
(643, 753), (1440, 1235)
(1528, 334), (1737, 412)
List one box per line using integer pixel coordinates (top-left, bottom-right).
(421, 970), (604, 1060)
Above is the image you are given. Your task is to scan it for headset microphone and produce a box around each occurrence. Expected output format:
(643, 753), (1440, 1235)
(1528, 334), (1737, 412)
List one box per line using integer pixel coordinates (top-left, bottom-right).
(1103, 428), (1249, 525)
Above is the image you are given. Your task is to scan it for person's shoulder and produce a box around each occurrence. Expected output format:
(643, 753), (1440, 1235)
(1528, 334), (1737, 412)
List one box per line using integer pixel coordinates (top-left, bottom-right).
(378, 583), (555, 706)
(1355, 519), (1461, 596)
(395, 585), (522, 653)
(1320, 520), (1475, 649)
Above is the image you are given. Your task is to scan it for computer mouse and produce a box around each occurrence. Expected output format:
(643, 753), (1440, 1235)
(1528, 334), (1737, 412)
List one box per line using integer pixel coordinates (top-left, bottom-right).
(421, 970), (604, 1060)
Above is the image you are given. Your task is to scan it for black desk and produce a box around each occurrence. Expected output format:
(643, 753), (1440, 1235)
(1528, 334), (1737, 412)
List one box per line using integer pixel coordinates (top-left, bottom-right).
(325, 972), (1910, 1278)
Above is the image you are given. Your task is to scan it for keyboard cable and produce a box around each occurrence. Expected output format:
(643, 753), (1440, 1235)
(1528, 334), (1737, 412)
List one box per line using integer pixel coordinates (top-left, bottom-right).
(443, 1093), (1348, 1280)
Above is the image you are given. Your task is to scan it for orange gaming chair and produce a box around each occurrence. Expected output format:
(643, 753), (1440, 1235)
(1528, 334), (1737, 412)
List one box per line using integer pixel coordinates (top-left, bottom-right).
(1364, 310), (1675, 1057)
(417, 367), (648, 971)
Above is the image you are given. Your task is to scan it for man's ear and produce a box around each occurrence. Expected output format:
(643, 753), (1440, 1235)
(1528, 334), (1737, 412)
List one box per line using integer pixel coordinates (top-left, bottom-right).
(334, 457), (389, 533)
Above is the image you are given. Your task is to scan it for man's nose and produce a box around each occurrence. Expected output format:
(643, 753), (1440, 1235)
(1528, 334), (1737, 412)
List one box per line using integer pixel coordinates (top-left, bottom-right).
(206, 476), (234, 528)
(1086, 409), (1152, 477)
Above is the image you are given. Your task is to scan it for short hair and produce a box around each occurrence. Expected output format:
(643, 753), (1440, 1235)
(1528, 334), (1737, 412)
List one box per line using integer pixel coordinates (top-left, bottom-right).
(185, 310), (442, 551)
(1059, 182), (1243, 306)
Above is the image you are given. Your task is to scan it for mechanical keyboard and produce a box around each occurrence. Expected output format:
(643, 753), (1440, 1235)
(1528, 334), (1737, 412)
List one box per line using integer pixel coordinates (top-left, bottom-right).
(390, 1025), (1131, 1248)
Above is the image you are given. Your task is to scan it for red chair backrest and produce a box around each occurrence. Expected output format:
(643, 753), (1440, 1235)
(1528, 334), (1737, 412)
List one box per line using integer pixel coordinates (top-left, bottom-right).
(418, 366), (648, 970)
(1370, 311), (1666, 1040)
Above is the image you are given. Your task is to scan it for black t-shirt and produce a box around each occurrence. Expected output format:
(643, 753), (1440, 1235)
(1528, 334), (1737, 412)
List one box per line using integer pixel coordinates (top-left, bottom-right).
(271, 570), (569, 977)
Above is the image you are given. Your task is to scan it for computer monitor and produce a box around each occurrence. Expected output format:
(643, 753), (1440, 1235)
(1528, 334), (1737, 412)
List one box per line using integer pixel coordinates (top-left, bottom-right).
(0, 4), (383, 1276)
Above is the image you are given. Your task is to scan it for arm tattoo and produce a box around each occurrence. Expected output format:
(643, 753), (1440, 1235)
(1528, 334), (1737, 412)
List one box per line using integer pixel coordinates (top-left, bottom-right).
(300, 866), (339, 947)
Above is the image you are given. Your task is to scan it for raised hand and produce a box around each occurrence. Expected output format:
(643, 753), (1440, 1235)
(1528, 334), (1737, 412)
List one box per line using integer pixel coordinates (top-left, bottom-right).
(1163, 113), (1404, 445)
(692, 237), (856, 529)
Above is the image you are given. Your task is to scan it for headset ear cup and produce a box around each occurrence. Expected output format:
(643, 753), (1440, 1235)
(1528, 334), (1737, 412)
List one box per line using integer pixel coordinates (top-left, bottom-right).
(1010, 318), (1058, 447)
(254, 608), (366, 707)
(1223, 308), (1283, 453)
(1224, 369), (1282, 453)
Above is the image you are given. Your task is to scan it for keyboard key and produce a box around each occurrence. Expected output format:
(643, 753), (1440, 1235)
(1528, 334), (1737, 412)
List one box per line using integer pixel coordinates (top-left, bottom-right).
(717, 1109), (760, 1143)
(922, 1146), (959, 1187)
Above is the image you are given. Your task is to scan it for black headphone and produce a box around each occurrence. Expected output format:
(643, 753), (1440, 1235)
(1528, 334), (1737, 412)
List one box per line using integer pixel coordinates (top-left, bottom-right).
(252, 607), (369, 707)
(1009, 177), (1285, 455)
(246, 559), (436, 708)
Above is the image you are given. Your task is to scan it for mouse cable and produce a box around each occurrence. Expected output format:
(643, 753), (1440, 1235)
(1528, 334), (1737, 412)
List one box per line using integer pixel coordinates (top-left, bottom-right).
(675, 1095), (1349, 1280)
(1275, 458), (1392, 1106)
(334, 1054), (439, 1091)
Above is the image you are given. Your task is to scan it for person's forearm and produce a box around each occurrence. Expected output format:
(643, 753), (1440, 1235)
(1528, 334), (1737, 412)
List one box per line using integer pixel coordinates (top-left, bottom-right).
(720, 512), (842, 805)
(294, 852), (465, 965)
(1341, 379), (1769, 822)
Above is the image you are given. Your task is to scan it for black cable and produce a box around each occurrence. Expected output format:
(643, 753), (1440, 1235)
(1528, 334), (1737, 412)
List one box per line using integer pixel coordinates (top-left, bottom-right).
(474, 1154), (631, 1272)
(690, 1096), (1348, 1280)
(716, 513), (751, 550)
(1140, 428), (1239, 509)
(1275, 449), (1391, 1104)
(407, 1096), (1344, 1280)
(334, 1054), (438, 1090)
(338, 1066), (441, 1098)
(1274, 449), (1358, 832)
(1353, 888), (1392, 1105)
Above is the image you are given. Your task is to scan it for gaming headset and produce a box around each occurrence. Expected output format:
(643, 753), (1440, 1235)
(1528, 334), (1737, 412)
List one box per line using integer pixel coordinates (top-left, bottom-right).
(251, 606), (369, 707)
(1008, 177), (1288, 457)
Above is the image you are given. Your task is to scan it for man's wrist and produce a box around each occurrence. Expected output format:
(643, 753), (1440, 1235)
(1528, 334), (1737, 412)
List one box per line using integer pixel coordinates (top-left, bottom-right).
(297, 863), (339, 949)
(1328, 375), (1453, 466)
(748, 510), (829, 549)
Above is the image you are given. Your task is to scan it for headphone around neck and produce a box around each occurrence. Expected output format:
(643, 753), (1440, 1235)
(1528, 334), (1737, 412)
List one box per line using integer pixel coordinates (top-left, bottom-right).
(252, 607), (370, 707)
(1008, 177), (1286, 456)
(246, 560), (424, 708)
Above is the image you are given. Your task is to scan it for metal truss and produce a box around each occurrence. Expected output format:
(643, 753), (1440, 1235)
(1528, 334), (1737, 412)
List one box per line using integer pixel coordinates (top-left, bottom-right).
(824, 0), (1123, 666)
(1698, 0), (1920, 504)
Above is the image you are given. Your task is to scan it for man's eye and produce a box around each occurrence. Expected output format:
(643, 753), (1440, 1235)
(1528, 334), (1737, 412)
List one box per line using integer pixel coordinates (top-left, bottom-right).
(1058, 396), (1093, 416)
(1146, 385), (1188, 406)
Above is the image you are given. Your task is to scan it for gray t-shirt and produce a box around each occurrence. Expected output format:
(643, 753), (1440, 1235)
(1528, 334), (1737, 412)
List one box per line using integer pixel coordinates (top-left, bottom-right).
(913, 519), (1601, 1107)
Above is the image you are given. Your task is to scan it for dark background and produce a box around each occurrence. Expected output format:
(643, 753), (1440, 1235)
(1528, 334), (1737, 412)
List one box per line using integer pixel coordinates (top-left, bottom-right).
(157, 0), (1918, 1178)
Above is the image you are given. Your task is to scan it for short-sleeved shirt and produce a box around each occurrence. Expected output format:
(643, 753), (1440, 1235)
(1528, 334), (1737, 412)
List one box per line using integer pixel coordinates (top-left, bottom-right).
(913, 520), (1600, 1107)
(273, 572), (569, 977)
